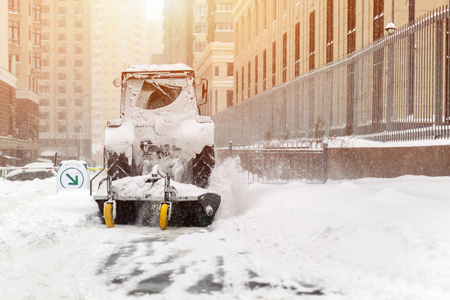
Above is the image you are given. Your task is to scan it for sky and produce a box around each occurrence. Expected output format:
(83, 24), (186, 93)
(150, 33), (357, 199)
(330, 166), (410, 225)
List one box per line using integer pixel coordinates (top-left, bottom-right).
(145, 0), (164, 21)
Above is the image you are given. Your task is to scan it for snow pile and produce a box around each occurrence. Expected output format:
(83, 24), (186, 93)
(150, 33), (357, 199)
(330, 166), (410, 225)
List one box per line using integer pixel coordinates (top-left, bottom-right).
(2, 172), (450, 299)
(325, 135), (450, 148)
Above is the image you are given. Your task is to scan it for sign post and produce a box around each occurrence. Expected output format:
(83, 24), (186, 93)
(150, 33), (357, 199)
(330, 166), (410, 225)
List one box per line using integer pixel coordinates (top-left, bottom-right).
(57, 160), (89, 192)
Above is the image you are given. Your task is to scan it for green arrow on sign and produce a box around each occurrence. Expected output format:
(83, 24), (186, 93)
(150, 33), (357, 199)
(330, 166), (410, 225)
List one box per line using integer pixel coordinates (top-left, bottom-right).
(66, 174), (79, 186)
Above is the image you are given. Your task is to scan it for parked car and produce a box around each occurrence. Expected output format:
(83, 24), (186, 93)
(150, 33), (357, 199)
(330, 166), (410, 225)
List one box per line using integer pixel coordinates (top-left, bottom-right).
(6, 160), (57, 181)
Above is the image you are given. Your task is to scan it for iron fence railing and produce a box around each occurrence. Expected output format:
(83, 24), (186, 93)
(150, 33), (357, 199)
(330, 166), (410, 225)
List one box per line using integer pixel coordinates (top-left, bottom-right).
(216, 142), (327, 184)
(212, 5), (450, 148)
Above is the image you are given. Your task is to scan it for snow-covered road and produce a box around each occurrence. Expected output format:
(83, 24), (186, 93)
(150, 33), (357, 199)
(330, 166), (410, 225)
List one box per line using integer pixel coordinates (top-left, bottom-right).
(1, 160), (450, 299)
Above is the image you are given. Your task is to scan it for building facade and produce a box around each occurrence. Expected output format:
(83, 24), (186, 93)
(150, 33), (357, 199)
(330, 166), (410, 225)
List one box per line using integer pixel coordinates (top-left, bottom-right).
(162, 0), (194, 66)
(195, 0), (234, 116)
(38, 0), (92, 162)
(233, 0), (450, 103)
(90, 0), (149, 165)
(1, 0), (40, 166)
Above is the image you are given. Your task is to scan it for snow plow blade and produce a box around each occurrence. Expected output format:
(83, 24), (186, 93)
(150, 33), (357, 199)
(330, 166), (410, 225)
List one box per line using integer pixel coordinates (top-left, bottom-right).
(93, 175), (220, 228)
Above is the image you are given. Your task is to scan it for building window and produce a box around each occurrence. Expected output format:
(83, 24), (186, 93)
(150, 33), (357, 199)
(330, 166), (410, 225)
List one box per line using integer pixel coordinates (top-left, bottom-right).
(263, 0), (267, 29)
(39, 85), (49, 93)
(255, 1), (259, 37)
(326, 0), (334, 63)
(58, 126), (66, 133)
(273, 0), (277, 21)
(8, 21), (20, 45)
(272, 41), (276, 87)
(227, 62), (233, 76)
(235, 71), (239, 99)
(40, 99), (49, 106)
(194, 23), (206, 35)
(75, 34), (83, 41)
(57, 60), (66, 67)
(32, 4), (41, 22)
(373, 0), (384, 41)
(75, 73), (83, 81)
(58, 73), (66, 80)
(309, 11), (315, 70)
(58, 47), (66, 54)
(8, 0), (20, 13)
(75, 60), (83, 68)
(247, 10), (251, 43)
(255, 55), (258, 94)
(216, 3), (233, 11)
(295, 22), (300, 76)
(58, 34), (66, 41)
(75, 47), (83, 54)
(263, 48), (267, 91)
(58, 6), (66, 14)
(58, 86), (66, 93)
(75, 20), (83, 28)
(74, 6), (82, 15)
(215, 66), (219, 77)
(74, 86), (83, 94)
(194, 41), (206, 53)
(282, 32), (287, 83)
(248, 61), (251, 98)
(58, 112), (66, 120)
(40, 112), (49, 119)
(241, 66), (244, 101)
(216, 22), (233, 31)
(227, 90), (233, 107)
(32, 53), (41, 71)
(195, 3), (206, 15)
(33, 28), (41, 47)
(58, 20), (66, 28)
(58, 99), (66, 106)
(347, 0), (356, 54)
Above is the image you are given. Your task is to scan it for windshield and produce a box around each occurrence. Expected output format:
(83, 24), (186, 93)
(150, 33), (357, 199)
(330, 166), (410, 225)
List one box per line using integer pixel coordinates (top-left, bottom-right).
(135, 80), (183, 110)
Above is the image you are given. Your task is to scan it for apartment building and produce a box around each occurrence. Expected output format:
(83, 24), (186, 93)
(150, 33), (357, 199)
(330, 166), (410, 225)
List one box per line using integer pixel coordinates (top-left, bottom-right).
(195, 0), (234, 116)
(233, 0), (450, 103)
(162, 0), (195, 66)
(0, 0), (40, 166)
(90, 0), (149, 165)
(38, 0), (92, 161)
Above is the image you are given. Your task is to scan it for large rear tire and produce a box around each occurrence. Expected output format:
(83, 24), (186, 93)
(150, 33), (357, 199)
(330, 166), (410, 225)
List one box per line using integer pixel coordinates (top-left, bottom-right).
(192, 146), (215, 188)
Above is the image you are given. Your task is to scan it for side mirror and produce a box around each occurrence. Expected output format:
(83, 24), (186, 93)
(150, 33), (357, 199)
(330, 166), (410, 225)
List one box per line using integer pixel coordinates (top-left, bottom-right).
(202, 81), (208, 99)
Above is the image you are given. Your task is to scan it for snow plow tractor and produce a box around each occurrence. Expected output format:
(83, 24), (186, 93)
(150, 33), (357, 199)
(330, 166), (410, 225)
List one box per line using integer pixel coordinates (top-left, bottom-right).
(93, 64), (220, 230)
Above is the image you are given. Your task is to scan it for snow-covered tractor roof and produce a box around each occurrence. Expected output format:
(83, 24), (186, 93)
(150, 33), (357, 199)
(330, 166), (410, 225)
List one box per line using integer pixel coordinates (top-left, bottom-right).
(123, 64), (194, 74)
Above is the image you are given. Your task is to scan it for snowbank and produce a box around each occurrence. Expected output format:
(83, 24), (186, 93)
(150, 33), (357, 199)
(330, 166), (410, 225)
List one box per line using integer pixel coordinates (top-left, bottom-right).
(1, 170), (450, 299)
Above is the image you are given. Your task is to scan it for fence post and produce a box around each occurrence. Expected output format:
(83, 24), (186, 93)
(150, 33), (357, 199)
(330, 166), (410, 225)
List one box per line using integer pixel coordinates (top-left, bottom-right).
(322, 143), (328, 183)
(325, 71), (333, 137)
(435, 16), (444, 127)
(228, 141), (233, 158)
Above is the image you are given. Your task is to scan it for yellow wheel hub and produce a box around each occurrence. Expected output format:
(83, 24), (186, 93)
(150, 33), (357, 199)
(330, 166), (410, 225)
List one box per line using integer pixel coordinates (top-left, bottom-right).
(104, 203), (115, 228)
(160, 203), (169, 230)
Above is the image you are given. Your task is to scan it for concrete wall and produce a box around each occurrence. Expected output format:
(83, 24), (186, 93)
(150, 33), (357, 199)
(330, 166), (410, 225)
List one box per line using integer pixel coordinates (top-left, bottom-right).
(327, 146), (450, 180)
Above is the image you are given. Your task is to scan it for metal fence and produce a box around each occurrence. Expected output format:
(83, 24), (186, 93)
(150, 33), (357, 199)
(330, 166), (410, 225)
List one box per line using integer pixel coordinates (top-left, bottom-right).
(216, 142), (327, 184)
(213, 6), (450, 148)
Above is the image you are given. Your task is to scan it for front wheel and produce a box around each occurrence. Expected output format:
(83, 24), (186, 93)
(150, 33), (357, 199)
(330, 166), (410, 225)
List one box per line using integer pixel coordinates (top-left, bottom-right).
(160, 204), (169, 230)
(104, 203), (115, 228)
